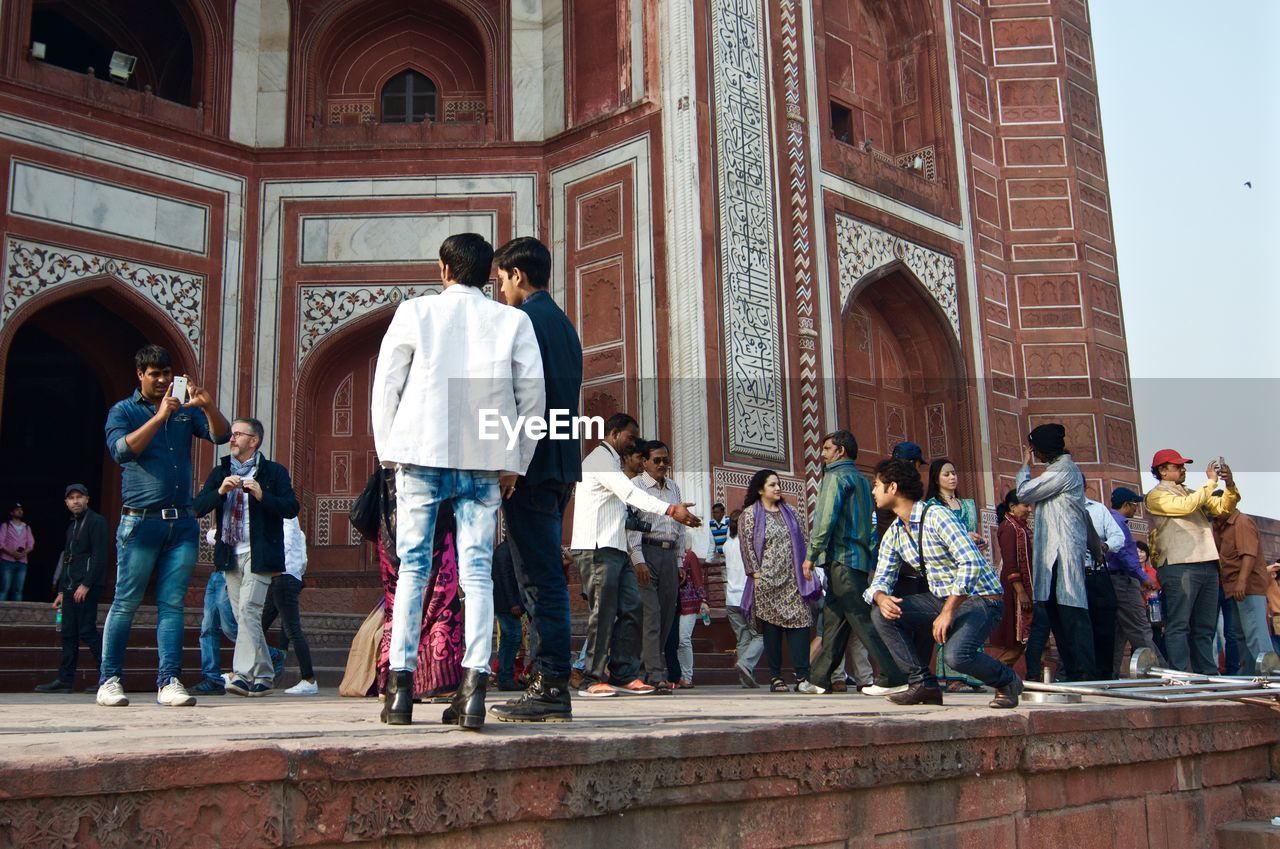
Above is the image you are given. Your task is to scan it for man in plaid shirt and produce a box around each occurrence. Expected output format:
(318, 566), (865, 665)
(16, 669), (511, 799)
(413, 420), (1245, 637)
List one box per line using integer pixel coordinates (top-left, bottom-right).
(864, 458), (1023, 709)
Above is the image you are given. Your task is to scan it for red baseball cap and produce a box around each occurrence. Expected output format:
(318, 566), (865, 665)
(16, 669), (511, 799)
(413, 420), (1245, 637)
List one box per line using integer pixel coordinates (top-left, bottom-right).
(1151, 448), (1194, 468)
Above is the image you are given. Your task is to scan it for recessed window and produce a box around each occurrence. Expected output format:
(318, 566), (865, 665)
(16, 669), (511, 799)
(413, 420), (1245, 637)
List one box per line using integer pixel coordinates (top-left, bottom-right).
(380, 70), (437, 124)
(830, 102), (853, 144)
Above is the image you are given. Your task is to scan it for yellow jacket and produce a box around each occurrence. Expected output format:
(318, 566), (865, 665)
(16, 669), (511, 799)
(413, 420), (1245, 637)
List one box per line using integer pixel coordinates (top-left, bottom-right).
(1145, 480), (1240, 567)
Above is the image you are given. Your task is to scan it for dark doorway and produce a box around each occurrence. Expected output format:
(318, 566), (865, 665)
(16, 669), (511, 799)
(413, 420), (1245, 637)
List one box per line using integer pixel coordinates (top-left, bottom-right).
(0, 295), (148, 601)
(30, 1), (197, 105)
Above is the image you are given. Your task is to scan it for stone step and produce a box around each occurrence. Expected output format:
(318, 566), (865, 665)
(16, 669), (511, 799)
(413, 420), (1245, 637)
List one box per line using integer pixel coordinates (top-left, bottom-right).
(1244, 783), (1280, 821)
(1216, 821), (1280, 849)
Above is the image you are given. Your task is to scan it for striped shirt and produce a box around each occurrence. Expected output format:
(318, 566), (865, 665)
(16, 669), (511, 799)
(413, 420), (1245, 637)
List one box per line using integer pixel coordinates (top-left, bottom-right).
(709, 519), (729, 555)
(864, 501), (1002, 603)
(627, 472), (686, 565)
(570, 442), (676, 553)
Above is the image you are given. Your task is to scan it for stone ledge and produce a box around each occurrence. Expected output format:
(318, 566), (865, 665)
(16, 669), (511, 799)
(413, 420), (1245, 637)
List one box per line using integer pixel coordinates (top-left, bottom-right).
(0, 692), (1275, 848)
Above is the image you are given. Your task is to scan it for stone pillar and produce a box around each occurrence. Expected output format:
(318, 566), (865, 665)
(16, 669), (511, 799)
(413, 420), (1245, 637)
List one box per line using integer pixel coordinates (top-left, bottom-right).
(658, 0), (712, 552)
(511, 0), (565, 142)
(230, 0), (289, 148)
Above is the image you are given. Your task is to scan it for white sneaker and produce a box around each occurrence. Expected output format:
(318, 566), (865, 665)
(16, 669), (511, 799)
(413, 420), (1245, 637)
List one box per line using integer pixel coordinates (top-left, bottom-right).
(96, 676), (129, 707)
(862, 684), (909, 696)
(796, 680), (826, 695)
(284, 680), (319, 696)
(157, 677), (197, 706)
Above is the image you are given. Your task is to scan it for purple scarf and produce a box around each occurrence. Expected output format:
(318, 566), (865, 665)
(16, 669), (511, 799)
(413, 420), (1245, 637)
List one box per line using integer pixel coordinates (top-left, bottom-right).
(741, 500), (821, 621)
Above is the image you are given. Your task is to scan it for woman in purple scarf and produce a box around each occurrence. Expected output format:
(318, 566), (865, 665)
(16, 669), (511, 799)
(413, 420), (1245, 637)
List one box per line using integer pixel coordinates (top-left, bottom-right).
(738, 469), (820, 692)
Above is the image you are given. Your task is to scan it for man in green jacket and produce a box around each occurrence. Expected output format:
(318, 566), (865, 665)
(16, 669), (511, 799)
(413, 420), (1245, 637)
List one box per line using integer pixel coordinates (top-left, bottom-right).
(799, 430), (907, 696)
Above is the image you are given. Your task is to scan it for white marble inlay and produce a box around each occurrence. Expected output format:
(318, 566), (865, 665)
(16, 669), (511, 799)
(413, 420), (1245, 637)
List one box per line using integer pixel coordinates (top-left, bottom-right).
(711, 0), (786, 461)
(3, 237), (203, 352)
(9, 161), (209, 255)
(834, 214), (960, 340)
(299, 214), (496, 264)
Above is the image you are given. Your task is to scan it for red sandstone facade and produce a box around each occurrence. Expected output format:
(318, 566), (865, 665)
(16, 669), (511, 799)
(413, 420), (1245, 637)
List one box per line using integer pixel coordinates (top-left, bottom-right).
(0, 0), (1141, 611)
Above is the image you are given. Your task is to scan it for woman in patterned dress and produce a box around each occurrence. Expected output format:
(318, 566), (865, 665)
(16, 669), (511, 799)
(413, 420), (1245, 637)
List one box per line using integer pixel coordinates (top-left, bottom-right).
(738, 469), (814, 692)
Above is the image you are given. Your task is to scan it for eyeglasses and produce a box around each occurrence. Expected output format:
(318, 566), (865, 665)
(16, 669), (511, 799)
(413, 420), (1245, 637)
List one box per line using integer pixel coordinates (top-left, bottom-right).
(230, 431), (256, 440)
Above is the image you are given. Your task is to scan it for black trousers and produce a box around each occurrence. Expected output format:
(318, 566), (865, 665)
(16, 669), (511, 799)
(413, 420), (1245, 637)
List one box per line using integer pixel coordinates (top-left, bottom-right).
(58, 586), (102, 683)
(1025, 565), (1095, 681)
(809, 565), (905, 689)
(1085, 568), (1118, 679)
(262, 574), (314, 679)
(503, 481), (573, 679)
(761, 621), (810, 682)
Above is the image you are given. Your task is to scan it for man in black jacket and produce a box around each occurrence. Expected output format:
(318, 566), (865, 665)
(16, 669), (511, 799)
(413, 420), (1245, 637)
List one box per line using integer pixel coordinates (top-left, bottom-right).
(193, 417), (299, 696)
(490, 236), (583, 723)
(35, 484), (109, 693)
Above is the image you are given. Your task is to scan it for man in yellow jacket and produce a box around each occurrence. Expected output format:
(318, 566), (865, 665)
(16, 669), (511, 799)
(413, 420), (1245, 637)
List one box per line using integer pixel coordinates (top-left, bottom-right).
(1144, 448), (1240, 674)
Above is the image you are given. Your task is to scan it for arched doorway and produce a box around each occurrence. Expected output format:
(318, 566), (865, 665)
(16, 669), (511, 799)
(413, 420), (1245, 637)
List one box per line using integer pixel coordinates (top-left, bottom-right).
(292, 313), (390, 593)
(841, 265), (972, 479)
(0, 288), (190, 601)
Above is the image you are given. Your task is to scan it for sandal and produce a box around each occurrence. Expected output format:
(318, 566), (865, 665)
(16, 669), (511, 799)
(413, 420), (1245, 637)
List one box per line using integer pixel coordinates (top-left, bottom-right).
(770, 677), (788, 692)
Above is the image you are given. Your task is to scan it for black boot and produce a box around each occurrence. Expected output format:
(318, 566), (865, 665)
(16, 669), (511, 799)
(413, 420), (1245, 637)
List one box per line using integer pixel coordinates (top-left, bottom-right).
(441, 669), (488, 730)
(489, 673), (573, 723)
(381, 671), (414, 725)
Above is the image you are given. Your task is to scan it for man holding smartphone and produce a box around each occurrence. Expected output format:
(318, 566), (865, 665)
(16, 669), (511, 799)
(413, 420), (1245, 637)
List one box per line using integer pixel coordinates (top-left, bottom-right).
(97, 345), (230, 708)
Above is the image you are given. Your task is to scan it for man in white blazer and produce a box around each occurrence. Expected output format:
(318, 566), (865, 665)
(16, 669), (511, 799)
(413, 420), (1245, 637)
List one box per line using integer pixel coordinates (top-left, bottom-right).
(371, 232), (545, 729)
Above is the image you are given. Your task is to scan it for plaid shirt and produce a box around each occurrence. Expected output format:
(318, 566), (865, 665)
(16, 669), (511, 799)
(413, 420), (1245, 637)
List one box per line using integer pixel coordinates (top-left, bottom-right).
(864, 501), (1002, 602)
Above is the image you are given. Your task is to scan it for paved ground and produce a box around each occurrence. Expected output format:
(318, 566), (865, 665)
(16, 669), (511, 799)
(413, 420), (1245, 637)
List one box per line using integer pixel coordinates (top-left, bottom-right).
(0, 684), (1133, 768)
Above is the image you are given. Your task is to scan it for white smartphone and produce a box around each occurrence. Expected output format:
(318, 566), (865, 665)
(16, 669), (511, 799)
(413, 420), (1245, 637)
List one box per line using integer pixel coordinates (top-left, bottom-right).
(170, 375), (189, 404)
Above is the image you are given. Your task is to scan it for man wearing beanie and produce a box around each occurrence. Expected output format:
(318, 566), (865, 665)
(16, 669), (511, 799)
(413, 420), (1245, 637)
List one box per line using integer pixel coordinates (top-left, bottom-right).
(1014, 424), (1095, 681)
(1145, 449), (1239, 674)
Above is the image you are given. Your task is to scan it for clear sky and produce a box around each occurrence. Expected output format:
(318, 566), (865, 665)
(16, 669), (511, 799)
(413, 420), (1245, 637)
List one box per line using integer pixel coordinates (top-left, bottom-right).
(1091, 1), (1280, 518)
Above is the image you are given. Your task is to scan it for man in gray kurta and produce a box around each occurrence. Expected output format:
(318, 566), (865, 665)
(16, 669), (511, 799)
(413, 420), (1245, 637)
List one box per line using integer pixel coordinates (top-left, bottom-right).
(1015, 423), (1096, 681)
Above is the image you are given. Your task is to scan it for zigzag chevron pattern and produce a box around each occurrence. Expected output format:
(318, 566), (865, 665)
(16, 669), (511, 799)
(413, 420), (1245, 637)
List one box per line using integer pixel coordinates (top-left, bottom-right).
(780, 0), (823, 508)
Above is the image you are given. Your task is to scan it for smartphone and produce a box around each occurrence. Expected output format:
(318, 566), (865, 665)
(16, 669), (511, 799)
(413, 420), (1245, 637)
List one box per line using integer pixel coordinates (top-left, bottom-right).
(170, 375), (189, 404)
(1217, 456), (1225, 471)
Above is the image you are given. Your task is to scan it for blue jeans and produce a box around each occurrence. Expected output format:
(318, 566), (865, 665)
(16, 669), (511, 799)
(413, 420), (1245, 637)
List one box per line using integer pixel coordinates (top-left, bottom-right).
(100, 515), (199, 687)
(0, 560), (27, 600)
(1160, 561), (1219, 674)
(502, 480), (573, 679)
(872, 594), (1017, 689)
(200, 571), (237, 684)
(391, 465), (500, 673)
(1230, 594), (1272, 675)
(496, 612), (523, 682)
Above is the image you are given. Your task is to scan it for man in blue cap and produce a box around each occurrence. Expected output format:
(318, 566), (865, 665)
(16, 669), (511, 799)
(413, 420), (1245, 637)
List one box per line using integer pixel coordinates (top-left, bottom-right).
(1108, 487), (1163, 676)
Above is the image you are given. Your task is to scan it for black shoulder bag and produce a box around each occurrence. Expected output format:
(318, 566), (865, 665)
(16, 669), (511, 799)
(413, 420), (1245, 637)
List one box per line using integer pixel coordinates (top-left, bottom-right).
(892, 504), (933, 597)
(349, 469), (384, 542)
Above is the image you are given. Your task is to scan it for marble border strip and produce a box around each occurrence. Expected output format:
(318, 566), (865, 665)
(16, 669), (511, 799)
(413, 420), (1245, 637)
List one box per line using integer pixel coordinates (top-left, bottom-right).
(549, 136), (658, 435)
(710, 0), (786, 462)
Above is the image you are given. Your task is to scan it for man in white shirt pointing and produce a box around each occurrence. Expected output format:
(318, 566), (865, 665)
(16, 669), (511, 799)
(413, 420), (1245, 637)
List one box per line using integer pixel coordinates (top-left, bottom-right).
(371, 233), (545, 730)
(570, 413), (701, 698)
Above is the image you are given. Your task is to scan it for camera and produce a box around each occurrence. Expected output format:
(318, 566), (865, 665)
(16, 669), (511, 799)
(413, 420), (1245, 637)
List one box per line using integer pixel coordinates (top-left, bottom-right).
(625, 508), (652, 534)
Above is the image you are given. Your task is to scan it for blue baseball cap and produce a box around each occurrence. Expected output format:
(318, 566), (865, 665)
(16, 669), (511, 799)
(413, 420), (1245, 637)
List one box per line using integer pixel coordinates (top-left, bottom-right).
(1110, 486), (1143, 508)
(891, 441), (925, 463)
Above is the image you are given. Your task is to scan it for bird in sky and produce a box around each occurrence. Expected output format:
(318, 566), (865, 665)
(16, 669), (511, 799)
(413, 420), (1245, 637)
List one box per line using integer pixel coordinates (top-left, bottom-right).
(1244, 181), (1252, 188)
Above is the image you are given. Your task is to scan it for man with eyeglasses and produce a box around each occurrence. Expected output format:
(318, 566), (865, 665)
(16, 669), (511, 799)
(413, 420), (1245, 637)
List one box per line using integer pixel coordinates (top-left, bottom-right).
(98, 345), (230, 708)
(626, 440), (687, 691)
(193, 417), (299, 696)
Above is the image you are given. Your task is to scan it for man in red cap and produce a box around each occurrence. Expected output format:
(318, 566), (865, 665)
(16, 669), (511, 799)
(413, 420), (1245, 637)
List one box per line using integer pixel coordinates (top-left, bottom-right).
(1144, 449), (1240, 674)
